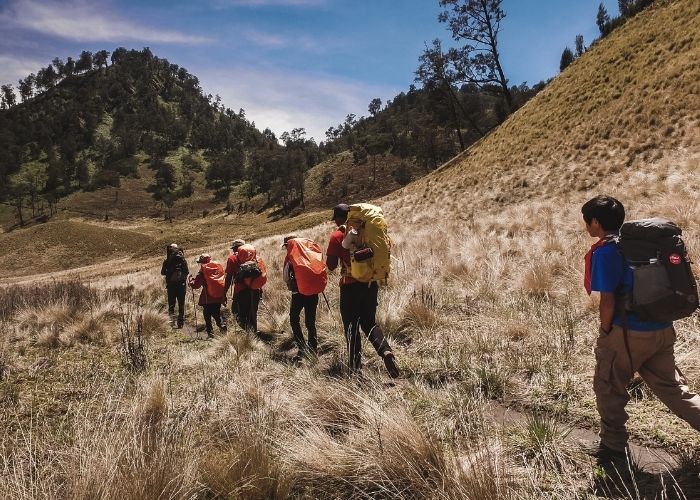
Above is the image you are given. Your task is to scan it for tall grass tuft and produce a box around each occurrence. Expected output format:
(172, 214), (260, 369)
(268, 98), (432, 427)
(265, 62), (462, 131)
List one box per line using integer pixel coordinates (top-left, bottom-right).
(119, 309), (148, 372)
(0, 280), (98, 321)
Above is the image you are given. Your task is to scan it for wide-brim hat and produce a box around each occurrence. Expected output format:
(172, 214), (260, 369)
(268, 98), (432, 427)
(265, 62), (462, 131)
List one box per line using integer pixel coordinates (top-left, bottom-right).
(281, 234), (299, 247)
(230, 239), (246, 250)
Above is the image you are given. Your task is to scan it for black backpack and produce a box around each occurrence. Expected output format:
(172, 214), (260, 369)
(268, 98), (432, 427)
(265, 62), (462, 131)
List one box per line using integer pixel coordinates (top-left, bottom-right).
(616, 218), (699, 322)
(166, 250), (187, 284)
(235, 261), (262, 283)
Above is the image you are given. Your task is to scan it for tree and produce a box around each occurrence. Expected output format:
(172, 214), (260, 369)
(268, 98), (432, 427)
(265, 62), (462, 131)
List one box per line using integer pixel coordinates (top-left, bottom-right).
(93, 50), (110, 69)
(0, 85), (16, 109)
(76, 51), (93, 73)
(9, 178), (28, 226)
(575, 35), (585, 58)
(76, 157), (90, 188)
(438, 0), (513, 111)
(416, 39), (485, 149)
(17, 74), (35, 102)
(206, 148), (245, 196)
(597, 3), (611, 35)
(64, 57), (75, 77)
(36, 65), (58, 90)
(150, 158), (178, 221)
(368, 98), (382, 117)
(52, 57), (65, 78)
(618, 0), (632, 17)
(560, 47), (575, 72)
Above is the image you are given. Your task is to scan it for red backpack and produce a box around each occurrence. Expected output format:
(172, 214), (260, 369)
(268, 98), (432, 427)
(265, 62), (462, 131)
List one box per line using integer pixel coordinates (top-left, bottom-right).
(286, 238), (327, 295)
(201, 261), (226, 299)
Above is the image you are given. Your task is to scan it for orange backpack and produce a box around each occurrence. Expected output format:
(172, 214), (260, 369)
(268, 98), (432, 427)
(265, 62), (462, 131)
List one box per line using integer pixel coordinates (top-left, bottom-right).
(201, 261), (226, 299)
(286, 238), (327, 295)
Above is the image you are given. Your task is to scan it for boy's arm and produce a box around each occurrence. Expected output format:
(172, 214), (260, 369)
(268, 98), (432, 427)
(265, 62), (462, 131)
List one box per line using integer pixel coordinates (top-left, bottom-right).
(599, 292), (616, 333)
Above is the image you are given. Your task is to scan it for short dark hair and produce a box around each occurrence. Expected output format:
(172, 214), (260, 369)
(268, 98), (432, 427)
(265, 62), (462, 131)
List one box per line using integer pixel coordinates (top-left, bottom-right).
(581, 195), (625, 231)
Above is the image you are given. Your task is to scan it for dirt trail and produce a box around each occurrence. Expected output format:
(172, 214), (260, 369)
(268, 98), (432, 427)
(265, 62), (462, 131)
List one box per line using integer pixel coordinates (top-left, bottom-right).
(485, 402), (676, 474)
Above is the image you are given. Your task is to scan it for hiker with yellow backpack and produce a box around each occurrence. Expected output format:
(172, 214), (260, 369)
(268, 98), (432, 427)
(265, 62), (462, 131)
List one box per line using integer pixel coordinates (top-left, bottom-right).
(326, 203), (399, 378)
(188, 253), (227, 339)
(282, 234), (328, 358)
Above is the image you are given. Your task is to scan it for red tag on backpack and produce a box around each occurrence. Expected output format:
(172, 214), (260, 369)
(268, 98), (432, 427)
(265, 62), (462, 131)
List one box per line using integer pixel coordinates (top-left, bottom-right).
(669, 254), (682, 265)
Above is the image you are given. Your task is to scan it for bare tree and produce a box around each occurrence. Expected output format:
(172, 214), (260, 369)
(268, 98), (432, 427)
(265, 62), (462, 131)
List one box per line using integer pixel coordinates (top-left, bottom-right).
(438, 0), (513, 111)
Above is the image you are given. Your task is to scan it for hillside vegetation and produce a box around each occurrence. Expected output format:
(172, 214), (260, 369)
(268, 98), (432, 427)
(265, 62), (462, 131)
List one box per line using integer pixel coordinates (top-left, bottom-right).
(391, 0), (699, 213)
(1, 0), (700, 498)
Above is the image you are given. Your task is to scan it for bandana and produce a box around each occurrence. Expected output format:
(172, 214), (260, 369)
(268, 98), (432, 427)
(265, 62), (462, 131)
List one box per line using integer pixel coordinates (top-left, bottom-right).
(584, 237), (614, 295)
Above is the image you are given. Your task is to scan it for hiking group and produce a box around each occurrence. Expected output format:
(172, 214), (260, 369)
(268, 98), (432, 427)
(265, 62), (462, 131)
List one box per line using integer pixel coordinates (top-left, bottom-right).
(162, 195), (700, 437)
(160, 202), (400, 378)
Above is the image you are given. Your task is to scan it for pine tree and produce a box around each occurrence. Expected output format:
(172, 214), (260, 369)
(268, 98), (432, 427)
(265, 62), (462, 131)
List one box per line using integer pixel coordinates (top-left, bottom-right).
(560, 47), (575, 72)
(597, 3), (611, 35)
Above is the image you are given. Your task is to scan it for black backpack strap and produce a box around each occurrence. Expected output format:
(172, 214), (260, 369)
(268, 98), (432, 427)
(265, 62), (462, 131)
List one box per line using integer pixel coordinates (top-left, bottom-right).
(608, 234), (634, 368)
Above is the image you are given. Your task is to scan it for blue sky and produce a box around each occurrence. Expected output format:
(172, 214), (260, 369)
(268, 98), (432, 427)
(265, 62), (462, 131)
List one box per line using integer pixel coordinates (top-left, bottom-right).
(0, 0), (619, 141)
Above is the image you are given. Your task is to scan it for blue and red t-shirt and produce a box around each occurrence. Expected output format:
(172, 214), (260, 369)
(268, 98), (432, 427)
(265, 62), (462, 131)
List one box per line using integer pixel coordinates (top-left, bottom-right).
(591, 242), (672, 331)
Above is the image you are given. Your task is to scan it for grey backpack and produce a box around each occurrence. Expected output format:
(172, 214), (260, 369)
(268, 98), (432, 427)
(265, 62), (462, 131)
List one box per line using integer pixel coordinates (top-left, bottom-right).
(616, 218), (698, 322)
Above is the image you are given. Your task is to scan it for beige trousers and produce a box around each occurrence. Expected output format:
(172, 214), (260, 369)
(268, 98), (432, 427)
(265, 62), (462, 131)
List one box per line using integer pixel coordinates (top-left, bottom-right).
(593, 325), (700, 452)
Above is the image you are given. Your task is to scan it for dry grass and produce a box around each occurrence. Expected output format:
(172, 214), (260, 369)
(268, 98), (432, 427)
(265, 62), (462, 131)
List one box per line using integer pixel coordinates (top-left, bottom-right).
(1, 1), (699, 498)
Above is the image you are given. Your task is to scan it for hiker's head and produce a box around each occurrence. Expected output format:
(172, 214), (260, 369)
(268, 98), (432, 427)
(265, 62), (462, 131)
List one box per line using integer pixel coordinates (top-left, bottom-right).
(230, 239), (245, 252)
(581, 195), (625, 235)
(281, 234), (298, 248)
(331, 203), (349, 226)
(167, 243), (178, 255)
(196, 253), (211, 264)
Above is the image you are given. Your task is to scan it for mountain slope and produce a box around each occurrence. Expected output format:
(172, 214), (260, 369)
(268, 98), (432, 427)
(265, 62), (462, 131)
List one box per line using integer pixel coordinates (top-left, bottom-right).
(387, 0), (699, 217)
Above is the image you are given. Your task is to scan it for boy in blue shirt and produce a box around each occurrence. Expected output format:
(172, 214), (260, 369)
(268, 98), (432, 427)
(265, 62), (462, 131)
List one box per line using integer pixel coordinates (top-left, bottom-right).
(582, 195), (700, 465)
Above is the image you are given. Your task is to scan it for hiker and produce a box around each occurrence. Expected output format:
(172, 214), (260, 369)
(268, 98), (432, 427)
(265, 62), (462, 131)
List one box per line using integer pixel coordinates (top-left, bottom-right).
(188, 254), (227, 339)
(160, 243), (189, 328)
(582, 195), (700, 466)
(326, 203), (399, 378)
(224, 240), (267, 332)
(282, 234), (328, 357)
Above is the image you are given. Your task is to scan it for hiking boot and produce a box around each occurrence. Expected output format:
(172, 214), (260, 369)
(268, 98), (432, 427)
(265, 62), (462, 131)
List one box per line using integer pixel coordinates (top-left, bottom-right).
(593, 444), (629, 467)
(382, 351), (400, 378)
(206, 331), (214, 340)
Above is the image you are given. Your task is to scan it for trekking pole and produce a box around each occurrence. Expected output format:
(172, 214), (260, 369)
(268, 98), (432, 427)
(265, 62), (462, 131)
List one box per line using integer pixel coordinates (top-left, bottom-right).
(191, 286), (198, 334)
(321, 291), (332, 312)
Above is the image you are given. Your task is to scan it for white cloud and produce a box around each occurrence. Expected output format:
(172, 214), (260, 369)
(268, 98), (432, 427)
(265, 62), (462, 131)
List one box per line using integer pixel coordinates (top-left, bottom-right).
(239, 28), (288, 48)
(237, 27), (321, 52)
(0, 55), (44, 87)
(196, 65), (397, 142)
(1, 0), (211, 44)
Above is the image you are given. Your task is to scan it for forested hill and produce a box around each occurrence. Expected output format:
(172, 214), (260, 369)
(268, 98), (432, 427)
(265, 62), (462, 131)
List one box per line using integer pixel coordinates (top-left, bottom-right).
(0, 47), (284, 224)
(0, 44), (545, 227)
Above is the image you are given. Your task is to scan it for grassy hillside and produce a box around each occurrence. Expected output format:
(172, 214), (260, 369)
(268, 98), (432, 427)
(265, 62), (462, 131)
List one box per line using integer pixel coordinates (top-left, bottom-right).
(389, 0), (699, 213)
(1, 1), (699, 498)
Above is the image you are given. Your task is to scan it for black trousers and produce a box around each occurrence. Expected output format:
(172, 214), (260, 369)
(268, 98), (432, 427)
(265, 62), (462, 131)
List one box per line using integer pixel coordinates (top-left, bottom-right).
(233, 288), (261, 332)
(167, 282), (186, 326)
(339, 282), (391, 370)
(203, 303), (226, 333)
(290, 293), (319, 353)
